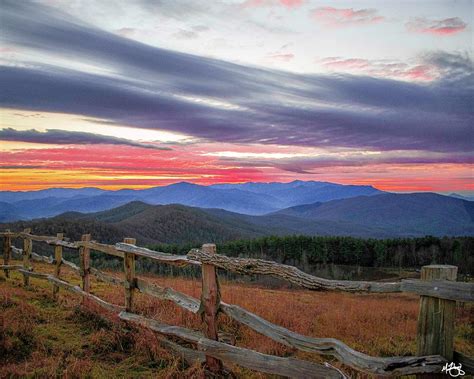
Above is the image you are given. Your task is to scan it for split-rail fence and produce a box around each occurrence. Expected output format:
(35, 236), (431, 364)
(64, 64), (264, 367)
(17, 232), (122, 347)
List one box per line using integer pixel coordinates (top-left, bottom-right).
(1, 229), (473, 378)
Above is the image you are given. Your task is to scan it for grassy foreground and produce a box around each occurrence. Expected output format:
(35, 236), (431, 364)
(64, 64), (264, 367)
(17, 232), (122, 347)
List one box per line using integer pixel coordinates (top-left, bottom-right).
(1, 260), (472, 378)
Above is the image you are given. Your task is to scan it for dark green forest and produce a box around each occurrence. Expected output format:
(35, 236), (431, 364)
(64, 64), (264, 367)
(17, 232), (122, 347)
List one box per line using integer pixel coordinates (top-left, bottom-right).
(148, 235), (474, 277)
(3, 233), (473, 281)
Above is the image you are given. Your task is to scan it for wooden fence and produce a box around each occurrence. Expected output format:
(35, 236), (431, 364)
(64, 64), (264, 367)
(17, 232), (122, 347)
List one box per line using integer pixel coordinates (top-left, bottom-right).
(1, 229), (473, 378)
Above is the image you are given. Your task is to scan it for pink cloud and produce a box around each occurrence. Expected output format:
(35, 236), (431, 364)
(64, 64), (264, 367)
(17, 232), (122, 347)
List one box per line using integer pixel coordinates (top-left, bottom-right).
(0, 144), (274, 189)
(266, 53), (295, 62)
(403, 65), (437, 81)
(311, 7), (384, 27)
(318, 57), (439, 82)
(406, 17), (467, 36)
(3, 143), (473, 192)
(241, 0), (303, 8)
(0, 47), (16, 53)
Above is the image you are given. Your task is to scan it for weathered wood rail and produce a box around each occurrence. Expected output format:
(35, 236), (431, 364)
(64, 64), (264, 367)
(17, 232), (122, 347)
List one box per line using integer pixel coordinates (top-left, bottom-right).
(1, 230), (473, 378)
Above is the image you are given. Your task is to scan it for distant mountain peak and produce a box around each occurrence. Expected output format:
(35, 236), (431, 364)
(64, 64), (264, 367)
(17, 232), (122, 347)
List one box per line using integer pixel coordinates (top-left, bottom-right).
(1, 180), (384, 221)
(169, 181), (199, 187)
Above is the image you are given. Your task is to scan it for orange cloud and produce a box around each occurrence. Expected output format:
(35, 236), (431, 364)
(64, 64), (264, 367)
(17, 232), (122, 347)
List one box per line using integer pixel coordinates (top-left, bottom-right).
(1, 143), (472, 192)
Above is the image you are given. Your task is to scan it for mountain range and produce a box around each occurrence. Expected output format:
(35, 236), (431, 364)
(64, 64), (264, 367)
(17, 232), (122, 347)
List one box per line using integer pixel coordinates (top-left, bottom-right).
(1, 190), (473, 243)
(0, 180), (383, 221)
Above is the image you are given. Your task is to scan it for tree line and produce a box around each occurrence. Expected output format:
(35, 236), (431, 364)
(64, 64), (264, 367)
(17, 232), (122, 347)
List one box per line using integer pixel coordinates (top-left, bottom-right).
(149, 235), (474, 276)
(3, 233), (472, 280)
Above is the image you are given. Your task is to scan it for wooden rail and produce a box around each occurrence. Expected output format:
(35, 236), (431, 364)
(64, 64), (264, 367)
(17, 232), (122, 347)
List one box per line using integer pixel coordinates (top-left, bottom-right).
(1, 230), (473, 378)
(187, 248), (473, 302)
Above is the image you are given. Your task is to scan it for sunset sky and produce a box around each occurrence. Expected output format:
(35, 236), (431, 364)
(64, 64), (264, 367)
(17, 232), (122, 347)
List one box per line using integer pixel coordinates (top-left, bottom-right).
(0, 0), (472, 193)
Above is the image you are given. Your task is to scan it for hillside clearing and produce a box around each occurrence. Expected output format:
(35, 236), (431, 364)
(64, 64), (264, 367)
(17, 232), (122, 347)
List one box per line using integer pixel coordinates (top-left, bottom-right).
(1, 260), (472, 378)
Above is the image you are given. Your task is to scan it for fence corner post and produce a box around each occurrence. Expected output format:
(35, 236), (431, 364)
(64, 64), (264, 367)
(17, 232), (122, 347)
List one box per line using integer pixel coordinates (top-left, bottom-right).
(79, 234), (91, 304)
(3, 229), (12, 278)
(201, 243), (223, 373)
(53, 233), (64, 299)
(416, 264), (457, 363)
(22, 228), (32, 286)
(123, 237), (136, 312)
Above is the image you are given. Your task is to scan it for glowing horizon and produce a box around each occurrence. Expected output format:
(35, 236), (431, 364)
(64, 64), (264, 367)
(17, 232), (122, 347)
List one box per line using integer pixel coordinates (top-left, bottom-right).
(1, 1), (472, 194)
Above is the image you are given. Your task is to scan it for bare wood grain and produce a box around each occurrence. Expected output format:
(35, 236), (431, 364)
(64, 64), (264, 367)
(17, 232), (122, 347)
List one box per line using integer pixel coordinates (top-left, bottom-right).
(22, 228), (32, 286)
(127, 279), (446, 376)
(5, 241), (451, 376)
(11, 246), (22, 257)
(0, 231), (19, 238)
(12, 246), (54, 264)
(188, 249), (401, 293)
(79, 234), (91, 305)
(19, 232), (60, 242)
(200, 243), (222, 372)
(401, 279), (473, 302)
(119, 311), (342, 379)
(116, 243), (200, 266)
(90, 267), (124, 285)
(45, 240), (80, 249)
(80, 241), (124, 258)
(135, 278), (199, 313)
(219, 302), (446, 376)
(32, 252), (53, 264)
(417, 265), (457, 362)
(8, 244), (121, 286)
(62, 258), (80, 274)
(157, 335), (205, 365)
(3, 231), (11, 278)
(123, 237), (136, 312)
(52, 233), (63, 298)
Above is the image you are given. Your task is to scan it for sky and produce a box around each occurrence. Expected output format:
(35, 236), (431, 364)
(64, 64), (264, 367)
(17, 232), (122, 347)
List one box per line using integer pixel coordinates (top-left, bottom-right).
(0, 0), (472, 193)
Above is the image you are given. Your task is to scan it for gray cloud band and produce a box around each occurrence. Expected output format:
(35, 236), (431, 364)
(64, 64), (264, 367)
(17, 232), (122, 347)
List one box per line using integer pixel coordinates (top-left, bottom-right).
(0, 0), (473, 154)
(0, 128), (171, 150)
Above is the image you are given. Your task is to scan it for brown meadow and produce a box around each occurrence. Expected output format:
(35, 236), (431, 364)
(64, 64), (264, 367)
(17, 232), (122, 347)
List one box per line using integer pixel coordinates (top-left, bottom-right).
(1, 260), (472, 378)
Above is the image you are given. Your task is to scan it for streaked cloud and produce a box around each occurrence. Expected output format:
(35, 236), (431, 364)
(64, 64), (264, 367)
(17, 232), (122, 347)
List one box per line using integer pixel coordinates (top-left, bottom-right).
(0, 1), (472, 155)
(406, 17), (467, 36)
(0, 0), (472, 193)
(0, 128), (171, 150)
(241, 0), (304, 9)
(318, 57), (439, 82)
(311, 7), (384, 27)
(2, 143), (471, 192)
(0, 109), (194, 144)
(266, 52), (295, 61)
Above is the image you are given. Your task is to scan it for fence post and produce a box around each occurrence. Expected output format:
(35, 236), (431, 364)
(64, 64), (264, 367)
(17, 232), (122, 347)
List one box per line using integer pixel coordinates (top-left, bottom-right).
(416, 265), (457, 363)
(201, 243), (223, 373)
(3, 229), (12, 278)
(123, 237), (136, 312)
(22, 228), (32, 286)
(53, 233), (64, 299)
(79, 234), (91, 304)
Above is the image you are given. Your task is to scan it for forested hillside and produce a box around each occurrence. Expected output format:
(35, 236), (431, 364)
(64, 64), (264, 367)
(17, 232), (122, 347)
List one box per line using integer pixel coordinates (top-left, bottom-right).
(2, 200), (473, 277)
(273, 193), (474, 237)
(0, 202), (282, 247)
(150, 235), (474, 276)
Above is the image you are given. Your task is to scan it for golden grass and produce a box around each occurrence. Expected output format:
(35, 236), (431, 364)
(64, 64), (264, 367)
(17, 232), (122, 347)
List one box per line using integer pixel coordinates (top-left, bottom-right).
(1, 260), (472, 378)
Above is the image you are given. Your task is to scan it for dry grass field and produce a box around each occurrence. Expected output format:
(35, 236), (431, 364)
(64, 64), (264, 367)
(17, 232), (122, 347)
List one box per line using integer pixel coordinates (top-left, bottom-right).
(1, 260), (472, 378)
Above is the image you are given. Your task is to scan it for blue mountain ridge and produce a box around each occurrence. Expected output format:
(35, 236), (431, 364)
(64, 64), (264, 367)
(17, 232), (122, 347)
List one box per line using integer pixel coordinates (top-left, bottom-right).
(0, 180), (382, 221)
